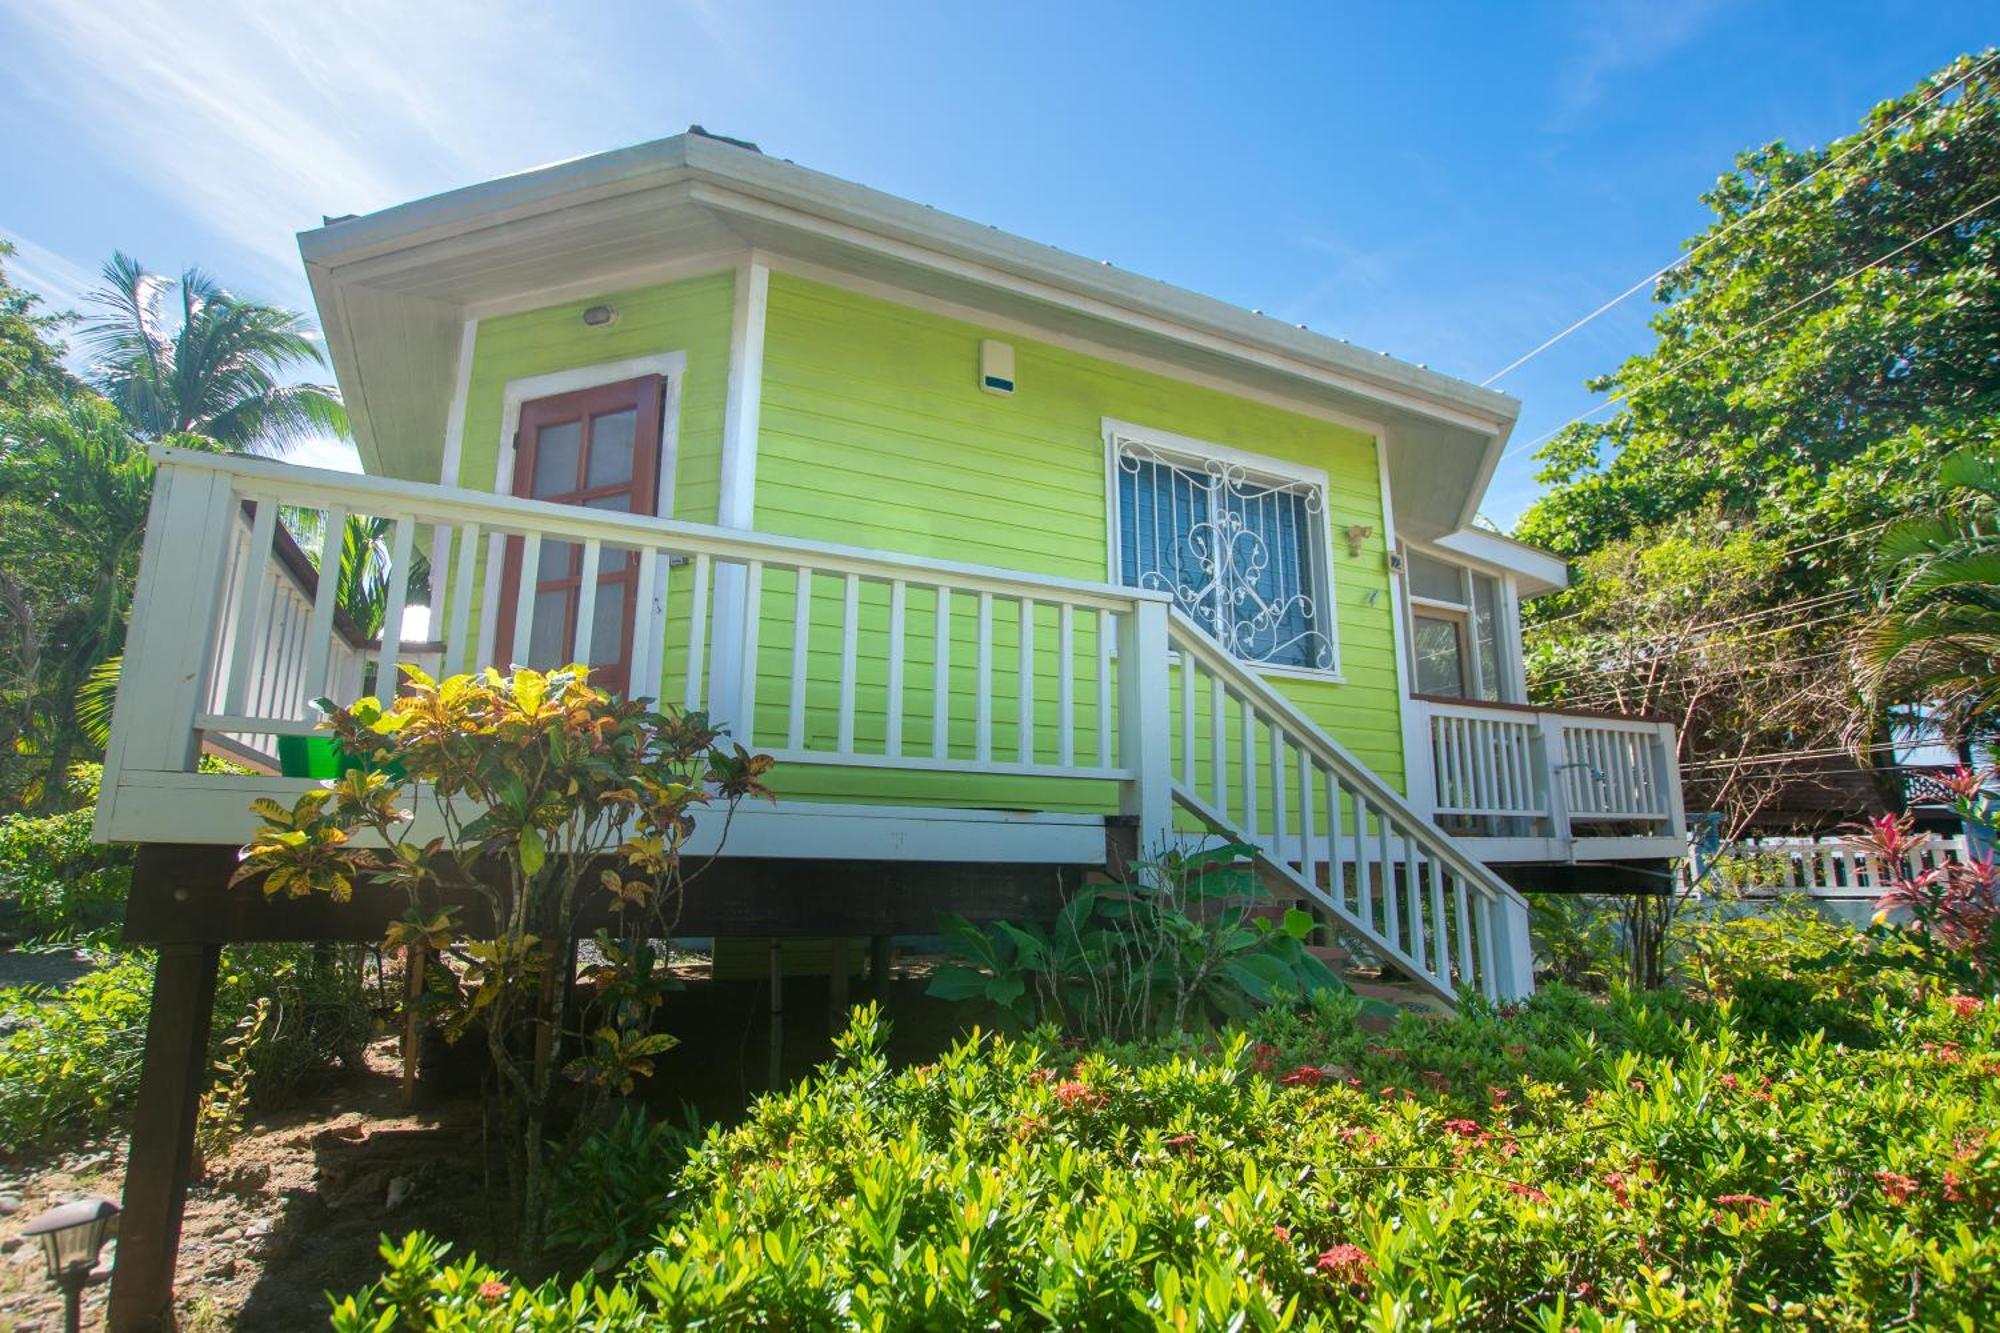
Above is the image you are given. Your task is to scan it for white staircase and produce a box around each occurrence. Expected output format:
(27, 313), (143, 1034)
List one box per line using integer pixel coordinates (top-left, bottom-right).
(1165, 613), (1535, 1008)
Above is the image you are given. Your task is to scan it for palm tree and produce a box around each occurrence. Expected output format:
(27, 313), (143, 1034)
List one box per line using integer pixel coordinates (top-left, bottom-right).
(1854, 444), (2000, 753)
(79, 252), (346, 453)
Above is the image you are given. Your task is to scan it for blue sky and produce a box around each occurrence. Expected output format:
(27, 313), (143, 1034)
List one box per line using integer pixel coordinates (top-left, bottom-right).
(0, 1), (1988, 522)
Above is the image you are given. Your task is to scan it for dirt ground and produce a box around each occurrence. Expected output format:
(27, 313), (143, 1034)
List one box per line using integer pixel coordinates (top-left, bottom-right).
(1, 1035), (499, 1332)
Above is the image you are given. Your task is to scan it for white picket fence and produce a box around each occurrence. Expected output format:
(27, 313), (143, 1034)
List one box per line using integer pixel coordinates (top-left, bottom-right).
(1686, 833), (1974, 899)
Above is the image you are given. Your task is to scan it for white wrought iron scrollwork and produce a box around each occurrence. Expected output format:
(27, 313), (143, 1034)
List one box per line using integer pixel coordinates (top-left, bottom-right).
(1114, 436), (1334, 671)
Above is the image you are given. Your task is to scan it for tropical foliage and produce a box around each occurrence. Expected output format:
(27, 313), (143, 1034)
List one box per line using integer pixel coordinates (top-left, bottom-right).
(332, 913), (2000, 1330)
(1517, 51), (1999, 822)
(929, 843), (1347, 1041)
(80, 251), (346, 453)
(1854, 444), (2000, 750)
(232, 663), (773, 1252)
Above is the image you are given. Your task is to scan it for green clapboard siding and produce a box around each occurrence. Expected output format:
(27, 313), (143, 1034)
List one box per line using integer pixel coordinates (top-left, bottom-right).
(748, 273), (1403, 815)
(442, 271), (736, 682)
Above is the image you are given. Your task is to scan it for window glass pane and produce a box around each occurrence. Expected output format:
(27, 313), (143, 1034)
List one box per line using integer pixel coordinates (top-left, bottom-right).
(537, 538), (575, 582)
(583, 493), (631, 513)
(1472, 574), (1502, 701)
(585, 409), (638, 488)
(527, 588), (570, 666)
(529, 421), (581, 498)
(1115, 443), (1330, 670)
(1413, 614), (1466, 697)
(1407, 551), (1464, 604)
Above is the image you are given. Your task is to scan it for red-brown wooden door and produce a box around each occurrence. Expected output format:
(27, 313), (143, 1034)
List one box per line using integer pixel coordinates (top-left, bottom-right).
(494, 375), (664, 696)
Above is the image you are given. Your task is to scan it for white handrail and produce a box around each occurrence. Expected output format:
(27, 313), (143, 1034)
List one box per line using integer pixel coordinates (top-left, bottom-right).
(1166, 611), (1532, 1005)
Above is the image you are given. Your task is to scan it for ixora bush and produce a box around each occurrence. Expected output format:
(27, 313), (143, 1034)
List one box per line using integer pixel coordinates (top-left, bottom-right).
(0, 763), (132, 940)
(333, 914), (2000, 1330)
(234, 663), (772, 1253)
(928, 843), (1348, 1041)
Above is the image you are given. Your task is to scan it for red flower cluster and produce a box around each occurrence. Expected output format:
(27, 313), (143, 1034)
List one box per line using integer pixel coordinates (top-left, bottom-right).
(1506, 1181), (1549, 1203)
(1713, 1193), (1772, 1211)
(1029, 1067), (1057, 1084)
(1280, 1065), (1327, 1087)
(1055, 1080), (1107, 1112)
(1441, 1118), (1486, 1141)
(1164, 1132), (1197, 1151)
(1922, 1041), (1964, 1065)
(1315, 1242), (1372, 1285)
(1876, 1170), (1921, 1205)
(1272, 1224), (1291, 1242)
(1336, 1126), (1380, 1148)
(1946, 993), (1983, 1018)
(1603, 1171), (1633, 1207)
(477, 1279), (511, 1301)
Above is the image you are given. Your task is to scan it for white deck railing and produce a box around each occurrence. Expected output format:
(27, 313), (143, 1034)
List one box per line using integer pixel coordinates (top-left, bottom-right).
(1167, 618), (1534, 1004)
(1414, 697), (1683, 861)
(104, 447), (1171, 806)
(1686, 832), (1974, 899)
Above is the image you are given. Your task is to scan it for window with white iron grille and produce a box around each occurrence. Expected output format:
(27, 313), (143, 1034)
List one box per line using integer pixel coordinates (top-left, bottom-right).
(1109, 427), (1336, 672)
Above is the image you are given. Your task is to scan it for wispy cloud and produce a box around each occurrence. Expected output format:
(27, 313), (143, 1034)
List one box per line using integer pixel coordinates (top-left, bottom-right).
(0, 228), (98, 316)
(1555, 0), (1732, 123)
(1, 0), (599, 284)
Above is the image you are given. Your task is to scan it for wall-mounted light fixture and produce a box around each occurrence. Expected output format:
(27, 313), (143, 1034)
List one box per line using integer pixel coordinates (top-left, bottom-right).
(581, 304), (618, 328)
(1342, 524), (1374, 558)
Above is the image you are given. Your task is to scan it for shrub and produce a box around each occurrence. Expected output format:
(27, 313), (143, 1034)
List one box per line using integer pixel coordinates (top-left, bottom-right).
(545, 1104), (706, 1274)
(0, 765), (131, 940)
(333, 930), (2000, 1330)
(0, 943), (373, 1155)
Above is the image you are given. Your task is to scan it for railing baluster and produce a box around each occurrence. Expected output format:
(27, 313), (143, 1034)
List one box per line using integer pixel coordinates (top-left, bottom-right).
(1475, 894), (1498, 1001)
(1017, 597), (1035, 764)
(1178, 654), (1196, 786)
(1269, 719), (1287, 864)
(736, 560), (762, 744)
(632, 541), (660, 699)
(933, 585), (953, 759)
(571, 539), (602, 665)
(304, 504), (349, 696)
(1324, 768), (1344, 912)
(838, 573), (860, 754)
(1095, 608), (1112, 770)
(1210, 672), (1228, 815)
(1349, 785), (1370, 927)
(374, 516), (416, 697)
(886, 579), (907, 758)
(788, 566), (812, 750)
(1239, 695), (1258, 844)
(683, 551), (709, 712)
(1296, 746), (1315, 882)
(442, 518), (478, 677)
(1376, 802), (1398, 946)
(1453, 876), (1475, 987)
(1057, 603), (1075, 768)
(1404, 833), (1425, 971)
(223, 498), (279, 716)
(1428, 849), (1450, 981)
(976, 592), (994, 763)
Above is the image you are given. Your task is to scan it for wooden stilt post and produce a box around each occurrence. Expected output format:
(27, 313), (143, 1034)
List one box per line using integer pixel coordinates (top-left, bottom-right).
(108, 942), (222, 1332)
(828, 936), (850, 1034)
(400, 942), (426, 1109)
(868, 934), (894, 998)
(767, 939), (784, 1088)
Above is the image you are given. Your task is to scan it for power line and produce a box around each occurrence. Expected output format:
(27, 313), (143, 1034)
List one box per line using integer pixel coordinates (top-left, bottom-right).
(1681, 741), (1924, 773)
(1547, 648), (1850, 710)
(1480, 53), (1996, 387)
(1496, 190), (2000, 466)
(1531, 605), (1863, 689)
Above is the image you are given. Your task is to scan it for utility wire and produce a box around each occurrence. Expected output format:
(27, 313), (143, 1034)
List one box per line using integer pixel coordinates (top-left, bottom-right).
(1532, 606), (1863, 689)
(1496, 191), (2000, 466)
(1480, 53), (1996, 387)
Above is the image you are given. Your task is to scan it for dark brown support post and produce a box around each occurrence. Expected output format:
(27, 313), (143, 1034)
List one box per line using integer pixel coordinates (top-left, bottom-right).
(767, 939), (784, 1088)
(109, 942), (222, 1332)
(868, 934), (894, 998)
(828, 936), (850, 1034)
(400, 942), (427, 1109)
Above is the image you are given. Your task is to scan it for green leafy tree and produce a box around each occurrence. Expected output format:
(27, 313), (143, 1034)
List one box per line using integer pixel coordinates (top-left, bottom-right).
(1518, 52), (1998, 821)
(80, 251), (346, 454)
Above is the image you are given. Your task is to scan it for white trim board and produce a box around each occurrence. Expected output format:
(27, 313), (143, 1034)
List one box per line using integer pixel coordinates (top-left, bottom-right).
(475, 351), (688, 689)
(707, 257), (771, 725)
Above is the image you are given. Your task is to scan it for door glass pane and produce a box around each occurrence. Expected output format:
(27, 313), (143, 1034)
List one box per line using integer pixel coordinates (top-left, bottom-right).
(527, 588), (570, 665)
(583, 492), (631, 513)
(1471, 574), (1502, 701)
(1413, 614), (1466, 697)
(586, 409), (638, 488)
(529, 421), (582, 498)
(538, 538), (576, 582)
(589, 580), (627, 666)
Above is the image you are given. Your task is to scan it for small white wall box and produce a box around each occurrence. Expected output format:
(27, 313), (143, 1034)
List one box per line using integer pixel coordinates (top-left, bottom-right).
(979, 340), (1015, 395)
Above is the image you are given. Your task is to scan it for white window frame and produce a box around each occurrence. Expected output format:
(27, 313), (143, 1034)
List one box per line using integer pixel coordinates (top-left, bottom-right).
(1399, 539), (1524, 703)
(477, 352), (686, 693)
(1102, 418), (1342, 681)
